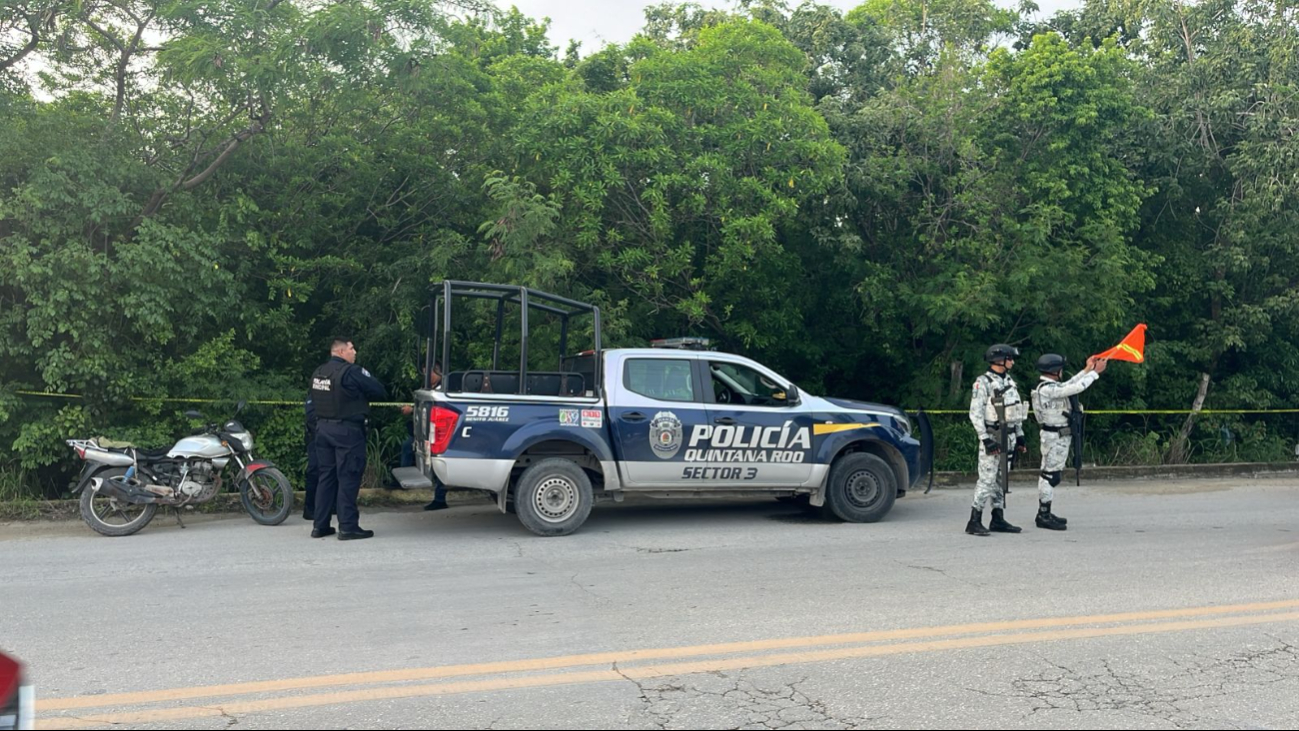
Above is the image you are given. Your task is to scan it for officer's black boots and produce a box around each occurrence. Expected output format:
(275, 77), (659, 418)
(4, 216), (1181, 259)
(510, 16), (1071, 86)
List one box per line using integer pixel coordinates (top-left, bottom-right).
(339, 529), (374, 541)
(989, 508), (1022, 533)
(1045, 502), (1066, 525)
(1036, 502), (1067, 530)
(310, 526), (335, 538)
(966, 508), (991, 536)
(423, 500), (448, 511)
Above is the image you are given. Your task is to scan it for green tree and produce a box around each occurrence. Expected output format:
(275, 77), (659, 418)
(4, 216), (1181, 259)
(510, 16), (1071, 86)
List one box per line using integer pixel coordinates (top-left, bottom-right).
(1124, 0), (1299, 460)
(826, 32), (1155, 402)
(510, 19), (846, 352)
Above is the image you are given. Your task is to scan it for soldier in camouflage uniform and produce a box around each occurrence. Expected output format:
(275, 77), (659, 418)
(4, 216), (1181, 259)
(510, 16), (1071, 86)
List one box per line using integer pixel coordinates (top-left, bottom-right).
(966, 344), (1030, 536)
(1030, 354), (1107, 531)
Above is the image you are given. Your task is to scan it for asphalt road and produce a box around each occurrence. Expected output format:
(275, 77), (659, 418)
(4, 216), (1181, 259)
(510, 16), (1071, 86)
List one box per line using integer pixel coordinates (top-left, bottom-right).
(4, 475), (1298, 729)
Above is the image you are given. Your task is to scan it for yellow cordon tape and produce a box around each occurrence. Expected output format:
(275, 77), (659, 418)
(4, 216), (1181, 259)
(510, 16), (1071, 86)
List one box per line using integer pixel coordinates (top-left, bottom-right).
(11, 391), (409, 408)
(11, 391), (1299, 415)
(919, 409), (1299, 415)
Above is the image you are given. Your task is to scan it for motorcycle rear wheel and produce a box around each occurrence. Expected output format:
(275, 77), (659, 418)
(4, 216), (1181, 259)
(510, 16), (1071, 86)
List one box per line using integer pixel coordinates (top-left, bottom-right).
(79, 468), (158, 537)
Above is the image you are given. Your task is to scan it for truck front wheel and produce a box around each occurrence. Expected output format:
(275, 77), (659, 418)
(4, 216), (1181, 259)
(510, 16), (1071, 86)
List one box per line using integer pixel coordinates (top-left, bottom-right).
(825, 452), (897, 523)
(514, 458), (594, 537)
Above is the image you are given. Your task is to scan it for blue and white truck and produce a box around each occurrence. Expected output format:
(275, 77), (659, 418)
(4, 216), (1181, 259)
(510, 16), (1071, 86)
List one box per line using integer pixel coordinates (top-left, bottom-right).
(393, 282), (933, 536)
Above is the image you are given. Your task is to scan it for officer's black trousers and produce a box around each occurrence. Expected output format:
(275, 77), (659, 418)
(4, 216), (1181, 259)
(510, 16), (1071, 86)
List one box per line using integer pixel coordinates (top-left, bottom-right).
(313, 421), (367, 533)
(304, 433), (320, 516)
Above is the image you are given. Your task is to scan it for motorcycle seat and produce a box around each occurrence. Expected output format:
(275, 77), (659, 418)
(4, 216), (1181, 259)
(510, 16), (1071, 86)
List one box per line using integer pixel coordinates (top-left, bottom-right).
(94, 439), (171, 459)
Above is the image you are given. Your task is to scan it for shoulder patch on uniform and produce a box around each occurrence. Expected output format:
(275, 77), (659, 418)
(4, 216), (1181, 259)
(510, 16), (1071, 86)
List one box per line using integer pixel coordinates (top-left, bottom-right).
(361, 368), (372, 378)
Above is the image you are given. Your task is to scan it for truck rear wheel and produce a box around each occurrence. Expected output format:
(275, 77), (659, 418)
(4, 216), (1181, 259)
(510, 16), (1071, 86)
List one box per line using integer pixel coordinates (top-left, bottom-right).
(825, 453), (896, 523)
(514, 458), (594, 537)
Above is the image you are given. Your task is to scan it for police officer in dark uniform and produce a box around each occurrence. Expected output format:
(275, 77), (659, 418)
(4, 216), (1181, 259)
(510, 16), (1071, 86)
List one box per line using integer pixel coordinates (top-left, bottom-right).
(310, 336), (387, 540)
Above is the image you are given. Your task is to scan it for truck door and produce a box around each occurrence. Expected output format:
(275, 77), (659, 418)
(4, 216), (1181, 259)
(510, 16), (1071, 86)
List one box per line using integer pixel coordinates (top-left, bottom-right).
(698, 358), (816, 487)
(608, 356), (710, 487)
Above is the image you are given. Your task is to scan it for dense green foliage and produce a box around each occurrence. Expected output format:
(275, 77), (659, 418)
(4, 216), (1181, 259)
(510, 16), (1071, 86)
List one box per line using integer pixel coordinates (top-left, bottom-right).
(3, 0), (1297, 497)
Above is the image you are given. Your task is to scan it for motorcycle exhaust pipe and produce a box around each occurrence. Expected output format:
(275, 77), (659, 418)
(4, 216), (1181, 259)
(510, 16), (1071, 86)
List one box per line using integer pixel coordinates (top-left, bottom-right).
(78, 446), (135, 467)
(93, 476), (174, 505)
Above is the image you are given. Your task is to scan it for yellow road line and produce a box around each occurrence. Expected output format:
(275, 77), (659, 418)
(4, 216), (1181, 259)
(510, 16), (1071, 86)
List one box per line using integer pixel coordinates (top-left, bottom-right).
(35, 608), (1299, 730)
(36, 599), (1299, 713)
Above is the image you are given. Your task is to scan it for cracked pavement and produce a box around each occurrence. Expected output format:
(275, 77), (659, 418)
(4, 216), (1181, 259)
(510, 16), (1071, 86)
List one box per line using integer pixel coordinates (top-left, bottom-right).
(984, 639), (1299, 729)
(4, 476), (1299, 729)
(621, 671), (880, 730)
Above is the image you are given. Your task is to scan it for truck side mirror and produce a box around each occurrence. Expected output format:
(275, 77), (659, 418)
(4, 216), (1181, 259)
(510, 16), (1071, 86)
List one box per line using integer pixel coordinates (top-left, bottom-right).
(779, 386), (800, 406)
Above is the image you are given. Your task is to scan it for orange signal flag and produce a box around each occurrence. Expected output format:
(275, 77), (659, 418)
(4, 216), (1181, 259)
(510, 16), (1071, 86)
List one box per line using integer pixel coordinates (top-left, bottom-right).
(1094, 323), (1147, 363)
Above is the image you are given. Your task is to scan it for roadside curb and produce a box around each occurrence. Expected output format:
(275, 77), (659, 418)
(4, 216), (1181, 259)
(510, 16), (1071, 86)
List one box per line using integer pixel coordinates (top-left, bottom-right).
(926, 461), (1299, 489)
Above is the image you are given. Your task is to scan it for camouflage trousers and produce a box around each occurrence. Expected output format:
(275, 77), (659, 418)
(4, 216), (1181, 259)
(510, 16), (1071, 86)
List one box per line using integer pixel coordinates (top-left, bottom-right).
(1037, 430), (1071, 503)
(973, 432), (1018, 511)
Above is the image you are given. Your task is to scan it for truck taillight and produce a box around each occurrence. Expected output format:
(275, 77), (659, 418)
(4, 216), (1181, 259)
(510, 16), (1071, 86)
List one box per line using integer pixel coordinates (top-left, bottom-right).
(429, 406), (460, 455)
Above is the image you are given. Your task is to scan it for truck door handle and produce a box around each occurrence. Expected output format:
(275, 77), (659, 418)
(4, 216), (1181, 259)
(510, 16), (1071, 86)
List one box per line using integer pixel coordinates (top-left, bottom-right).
(623, 412), (647, 423)
(713, 417), (737, 425)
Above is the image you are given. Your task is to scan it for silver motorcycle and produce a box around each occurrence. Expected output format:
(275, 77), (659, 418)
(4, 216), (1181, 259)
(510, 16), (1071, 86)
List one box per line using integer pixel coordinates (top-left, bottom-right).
(65, 402), (293, 536)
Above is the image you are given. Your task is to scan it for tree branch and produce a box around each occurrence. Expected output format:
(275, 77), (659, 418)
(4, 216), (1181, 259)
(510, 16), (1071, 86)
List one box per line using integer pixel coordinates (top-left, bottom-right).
(0, 11), (44, 73)
(181, 119), (265, 190)
(82, 17), (126, 52)
(131, 102), (271, 231)
(109, 12), (154, 123)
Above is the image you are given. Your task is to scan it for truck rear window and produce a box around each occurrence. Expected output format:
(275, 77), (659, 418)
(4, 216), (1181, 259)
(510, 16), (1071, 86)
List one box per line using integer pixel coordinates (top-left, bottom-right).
(624, 359), (697, 402)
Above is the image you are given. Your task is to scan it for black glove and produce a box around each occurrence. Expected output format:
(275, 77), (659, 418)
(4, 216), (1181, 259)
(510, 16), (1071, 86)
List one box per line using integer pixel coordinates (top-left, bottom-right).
(983, 438), (1000, 455)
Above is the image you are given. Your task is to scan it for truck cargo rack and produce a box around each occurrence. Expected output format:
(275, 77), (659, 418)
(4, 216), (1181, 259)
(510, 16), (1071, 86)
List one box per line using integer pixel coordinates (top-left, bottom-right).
(424, 281), (603, 396)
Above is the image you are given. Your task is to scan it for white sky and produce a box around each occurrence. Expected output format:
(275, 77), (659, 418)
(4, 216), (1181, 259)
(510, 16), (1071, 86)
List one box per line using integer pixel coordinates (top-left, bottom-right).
(502, 0), (1086, 52)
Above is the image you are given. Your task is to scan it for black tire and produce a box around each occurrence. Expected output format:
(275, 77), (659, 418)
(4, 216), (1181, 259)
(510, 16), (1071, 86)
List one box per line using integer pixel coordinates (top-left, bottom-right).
(825, 452), (897, 523)
(79, 468), (158, 537)
(240, 467), (293, 526)
(513, 458), (594, 537)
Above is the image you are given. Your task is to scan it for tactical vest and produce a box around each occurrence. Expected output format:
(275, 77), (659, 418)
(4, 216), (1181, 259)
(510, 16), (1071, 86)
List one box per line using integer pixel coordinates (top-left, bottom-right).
(1032, 379), (1079, 433)
(978, 373), (1029, 425)
(311, 359), (369, 422)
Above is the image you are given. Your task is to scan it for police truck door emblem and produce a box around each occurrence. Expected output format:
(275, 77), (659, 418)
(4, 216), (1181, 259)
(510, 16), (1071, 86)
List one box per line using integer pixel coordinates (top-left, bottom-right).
(649, 411), (684, 460)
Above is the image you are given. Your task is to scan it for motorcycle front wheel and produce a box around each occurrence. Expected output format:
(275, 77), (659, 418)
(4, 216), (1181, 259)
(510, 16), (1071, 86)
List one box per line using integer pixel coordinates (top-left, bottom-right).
(79, 468), (158, 537)
(240, 467), (293, 526)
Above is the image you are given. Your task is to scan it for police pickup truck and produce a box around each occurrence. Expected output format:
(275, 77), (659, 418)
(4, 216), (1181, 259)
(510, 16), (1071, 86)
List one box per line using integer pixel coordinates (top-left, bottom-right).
(393, 282), (932, 536)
